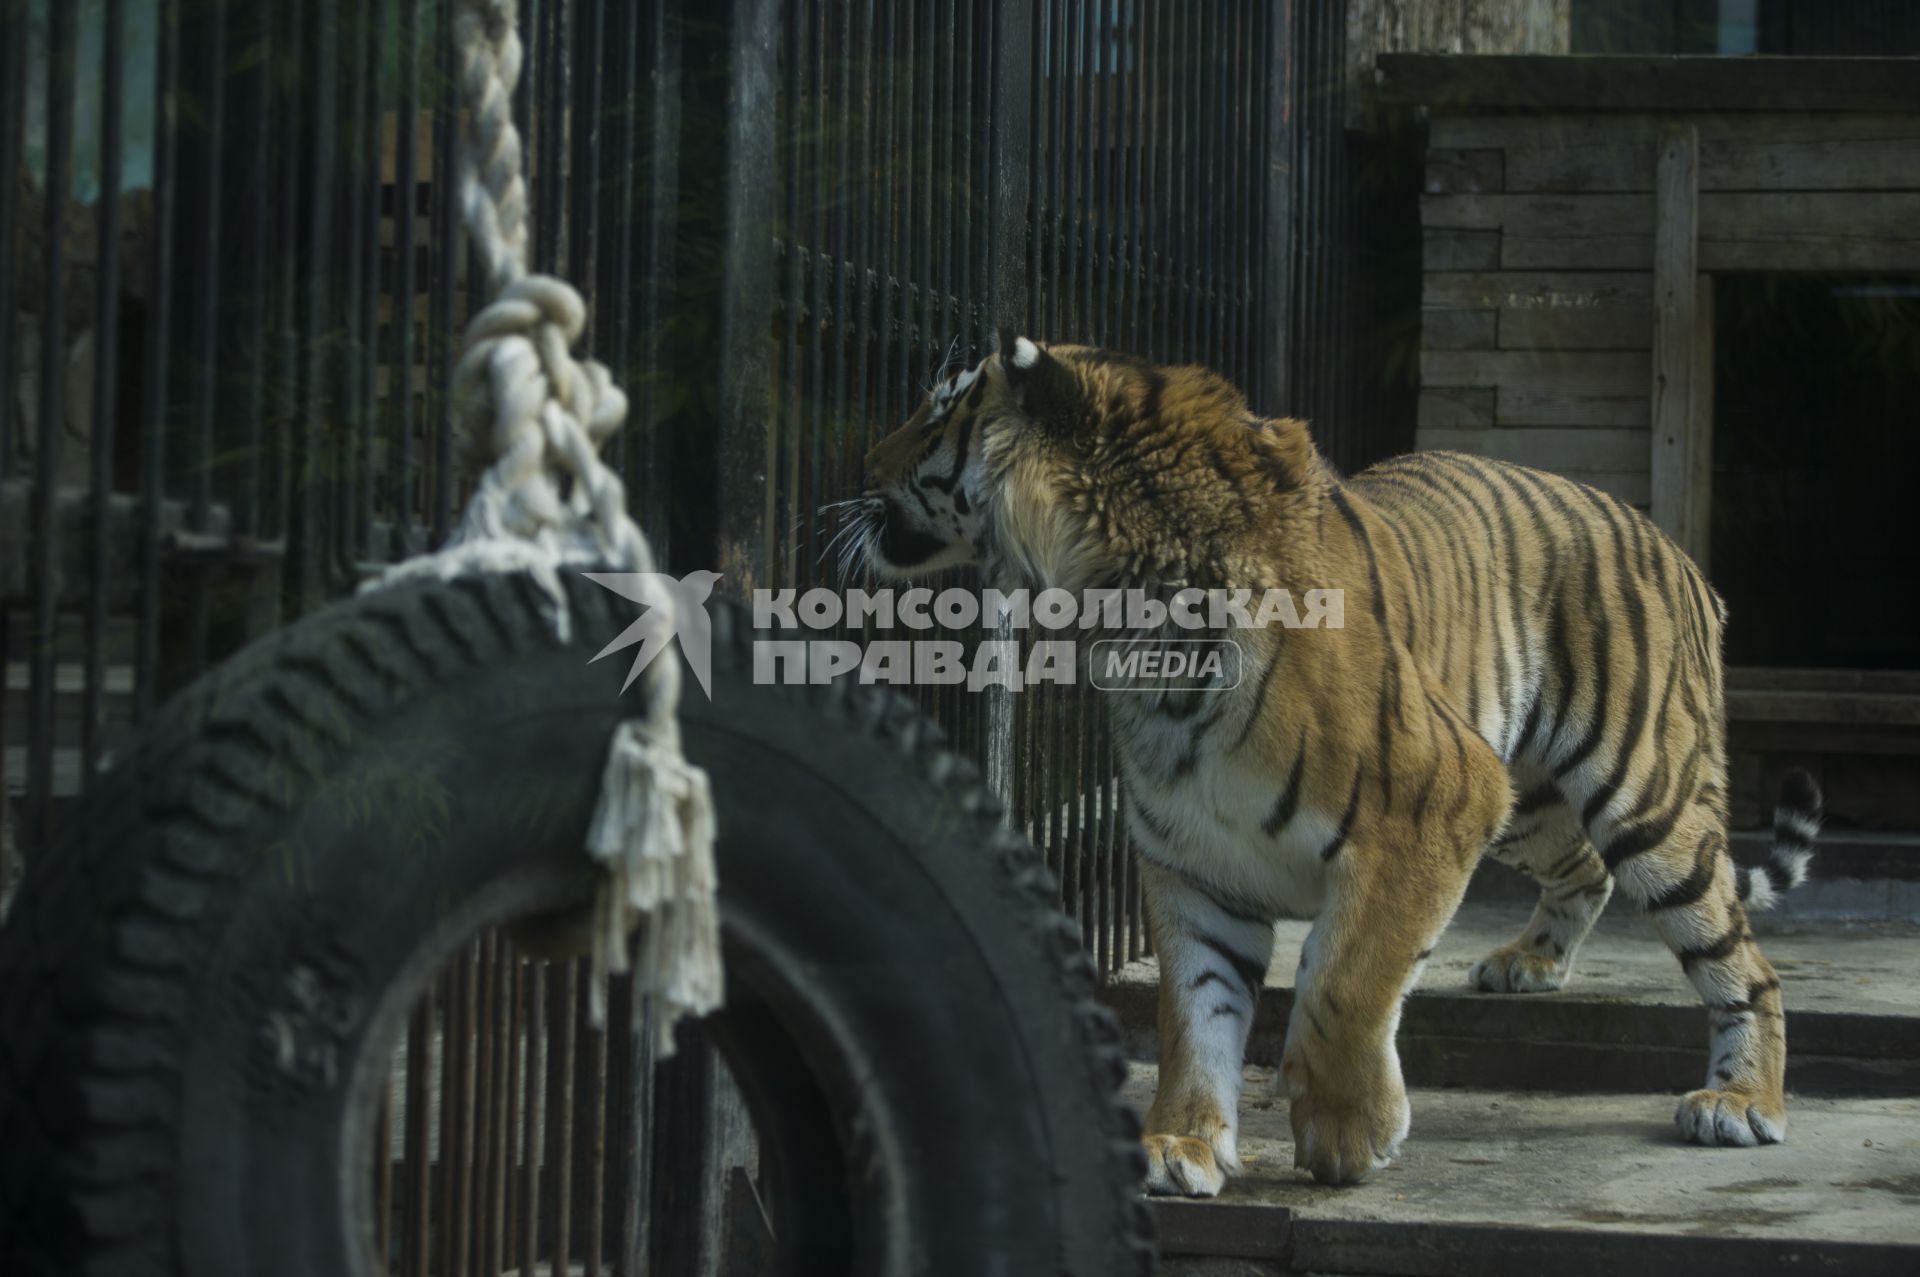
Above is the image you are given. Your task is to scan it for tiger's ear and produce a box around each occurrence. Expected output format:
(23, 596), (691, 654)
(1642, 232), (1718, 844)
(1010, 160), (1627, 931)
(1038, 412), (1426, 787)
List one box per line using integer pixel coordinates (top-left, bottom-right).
(995, 333), (1082, 434)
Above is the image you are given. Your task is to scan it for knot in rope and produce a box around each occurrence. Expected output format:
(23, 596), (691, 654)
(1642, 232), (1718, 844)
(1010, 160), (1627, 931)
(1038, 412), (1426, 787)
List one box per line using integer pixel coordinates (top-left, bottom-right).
(451, 273), (643, 574)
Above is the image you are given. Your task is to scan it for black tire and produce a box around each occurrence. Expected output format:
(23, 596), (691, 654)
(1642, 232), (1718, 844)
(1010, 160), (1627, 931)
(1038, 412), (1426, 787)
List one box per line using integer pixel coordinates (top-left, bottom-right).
(0, 571), (1151, 1276)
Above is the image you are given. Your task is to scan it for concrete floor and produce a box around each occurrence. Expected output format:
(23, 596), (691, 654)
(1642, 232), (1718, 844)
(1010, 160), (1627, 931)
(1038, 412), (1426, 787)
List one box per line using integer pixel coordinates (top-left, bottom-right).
(1126, 1065), (1920, 1247)
(1121, 902), (1920, 1268)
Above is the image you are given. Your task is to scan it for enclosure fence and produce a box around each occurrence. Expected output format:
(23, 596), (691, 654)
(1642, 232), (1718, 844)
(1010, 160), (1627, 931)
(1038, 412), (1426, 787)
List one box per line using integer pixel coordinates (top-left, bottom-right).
(1, 0), (1401, 1270)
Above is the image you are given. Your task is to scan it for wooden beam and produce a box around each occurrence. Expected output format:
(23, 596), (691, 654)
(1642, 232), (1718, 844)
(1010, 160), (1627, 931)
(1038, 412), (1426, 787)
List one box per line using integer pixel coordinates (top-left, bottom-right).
(1422, 426), (1650, 471)
(1497, 386), (1650, 428)
(1649, 123), (1704, 561)
(1497, 305), (1650, 351)
(1424, 148), (1505, 195)
(1417, 387), (1496, 428)
(1430, 113), (1920, 194)
(1423, 271), (1651, 310)
(1688, 275), (1714, 575)
(1422, 310), (1498, 350)
(1377, 54), (1920, 113)
(1425, 190), (1920, 271)
(1420, 349), (1649, 394)
(1697, 193), (1920, 271)
(1423, 228), (1502, 270)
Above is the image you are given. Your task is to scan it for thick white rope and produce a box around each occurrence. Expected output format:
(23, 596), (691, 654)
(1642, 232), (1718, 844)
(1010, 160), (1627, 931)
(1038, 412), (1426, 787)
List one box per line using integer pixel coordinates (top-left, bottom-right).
(370, 0), (721, 1048)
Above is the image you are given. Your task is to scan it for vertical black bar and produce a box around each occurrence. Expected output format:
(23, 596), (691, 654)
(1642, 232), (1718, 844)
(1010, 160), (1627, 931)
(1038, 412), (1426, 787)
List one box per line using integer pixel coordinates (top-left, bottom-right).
(645, 1030), (715, 1273)
(0, 0), (28, 480)
(956, 0), (974, 358)
(1047, 0), (1060, 342)
(777, 0), (802, 588)
(166, 0), (225, 680)
(634, 2), (679, 552)
(811, 0), (831, 575)
(1144, 0), (1159, 359)
(619, 990), (657, 1277)
(25, 0), (78, 849)
(1312, 0), (1335, 462)
(1122, 0), (1140, 350)
(598, 0), (629, 471)
(357, 0), (385, 566)
(571, 0), (604, 308)
(513, 0), (536, 176)
(134, 0), (181, 718)
(1024, 0), (1043, 341)
(1071, 0), (1091, 337)
(539, 0), (570, 273)
(286, 0), (338, 615)
(850, 0), (872, 459)
(875, 0), (897, 429)
(331, 0), (363, 577)
(429, 0), (459, 543)
(718, 0), (780, 583)
(605, 0), (638, 477)
(82, 0), (127, 786)
(268, 0), (301, 556)
(988, 0), (1032, 338)
(917, 0), (936, 389)
(830, 0), (853, 529)
(1199, 0), (1219, 365)
(187, 0), (226, 536)
(985, 0), (1032, 808)
(1093, 0), (1113, 341)
(519, 0), (541, 266)
(543, 0), (571, 273)
(895, 0), (915, 413)
(391, 0), (421, 553)
(1176, 0), (1194, 359)
(518, 958), (546, 1276)
(466, 939), (497, 1276)
(604, 969), (634, 1277)
(1225, 0), (1244, 379)
(941, 0), (957, 370)
(403, 999), (432, 1275)
(230, 0), (271, 547)
(1173, 0), (1191, 360)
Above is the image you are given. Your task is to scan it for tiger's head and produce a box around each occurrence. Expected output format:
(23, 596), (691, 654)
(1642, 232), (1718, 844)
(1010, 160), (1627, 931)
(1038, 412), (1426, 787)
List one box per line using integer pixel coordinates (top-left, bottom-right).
(854, 335), (1319, 591)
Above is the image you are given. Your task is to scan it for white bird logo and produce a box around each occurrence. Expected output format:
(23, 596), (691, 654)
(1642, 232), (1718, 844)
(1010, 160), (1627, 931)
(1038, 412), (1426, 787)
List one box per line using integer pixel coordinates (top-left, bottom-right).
(581, 570), (724, 699)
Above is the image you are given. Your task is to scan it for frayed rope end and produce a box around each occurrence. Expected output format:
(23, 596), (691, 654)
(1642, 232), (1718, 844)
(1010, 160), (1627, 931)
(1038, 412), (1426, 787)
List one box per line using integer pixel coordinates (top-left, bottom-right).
(585, 718), (723, 1051)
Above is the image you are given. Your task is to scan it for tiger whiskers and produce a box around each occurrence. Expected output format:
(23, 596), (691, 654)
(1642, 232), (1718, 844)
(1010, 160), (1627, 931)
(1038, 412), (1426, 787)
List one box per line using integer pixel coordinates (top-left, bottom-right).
(815, 496), (882, 585)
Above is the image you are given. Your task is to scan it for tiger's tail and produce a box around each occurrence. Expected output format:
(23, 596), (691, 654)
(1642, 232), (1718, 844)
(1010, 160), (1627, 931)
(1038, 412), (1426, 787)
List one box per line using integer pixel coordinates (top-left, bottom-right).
(1737, 769), (1822, 912)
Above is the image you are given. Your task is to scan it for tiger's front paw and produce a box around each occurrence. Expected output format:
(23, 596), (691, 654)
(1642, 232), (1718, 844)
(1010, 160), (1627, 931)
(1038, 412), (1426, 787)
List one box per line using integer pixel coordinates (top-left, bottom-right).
(1468, 943), (1569, 993)
(1280, 1037), (1410, 1185)
(1142, 1134), (1228, 1197)
(1676, 1088), (1786, 1147)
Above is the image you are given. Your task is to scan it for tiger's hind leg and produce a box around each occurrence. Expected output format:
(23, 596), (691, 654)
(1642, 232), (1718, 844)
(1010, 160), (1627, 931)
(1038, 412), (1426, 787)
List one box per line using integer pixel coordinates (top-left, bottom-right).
(1468, 773), (1613, 993)
(1581, 778), (1788, 1145)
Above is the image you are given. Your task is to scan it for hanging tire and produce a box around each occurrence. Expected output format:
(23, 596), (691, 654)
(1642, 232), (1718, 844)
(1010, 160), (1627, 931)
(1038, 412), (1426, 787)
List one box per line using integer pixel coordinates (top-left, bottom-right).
(0, 571), (1152, 1276)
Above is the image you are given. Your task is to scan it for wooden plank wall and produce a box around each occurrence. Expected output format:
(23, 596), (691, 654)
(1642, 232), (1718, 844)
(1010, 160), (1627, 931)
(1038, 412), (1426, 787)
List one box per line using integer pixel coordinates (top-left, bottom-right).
(1415, 111), (1920, 512)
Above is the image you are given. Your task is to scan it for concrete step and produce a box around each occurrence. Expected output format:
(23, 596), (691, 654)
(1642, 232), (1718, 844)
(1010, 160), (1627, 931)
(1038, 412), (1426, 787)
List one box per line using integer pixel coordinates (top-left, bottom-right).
(1104, 906), (1920, 1098)
(1135, 1069), (1920, 1275)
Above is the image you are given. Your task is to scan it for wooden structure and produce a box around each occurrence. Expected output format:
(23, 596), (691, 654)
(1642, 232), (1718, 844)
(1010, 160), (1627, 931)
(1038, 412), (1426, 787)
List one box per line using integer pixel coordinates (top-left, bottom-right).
(1379, 54), (1920, 833)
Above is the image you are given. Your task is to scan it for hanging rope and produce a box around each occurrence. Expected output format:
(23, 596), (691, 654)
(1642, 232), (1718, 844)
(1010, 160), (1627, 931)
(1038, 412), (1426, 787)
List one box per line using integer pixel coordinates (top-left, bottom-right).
(371, 0), (721, 1049)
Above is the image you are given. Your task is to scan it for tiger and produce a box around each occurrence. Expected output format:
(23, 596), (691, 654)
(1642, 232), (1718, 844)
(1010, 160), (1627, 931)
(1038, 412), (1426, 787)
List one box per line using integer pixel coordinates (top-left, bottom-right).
(853, 335), (1821, 1192)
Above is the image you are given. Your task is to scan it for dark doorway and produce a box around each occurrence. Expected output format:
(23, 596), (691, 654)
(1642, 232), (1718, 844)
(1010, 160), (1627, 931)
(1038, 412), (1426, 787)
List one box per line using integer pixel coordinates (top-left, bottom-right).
(1710, 275), (1920, 670)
